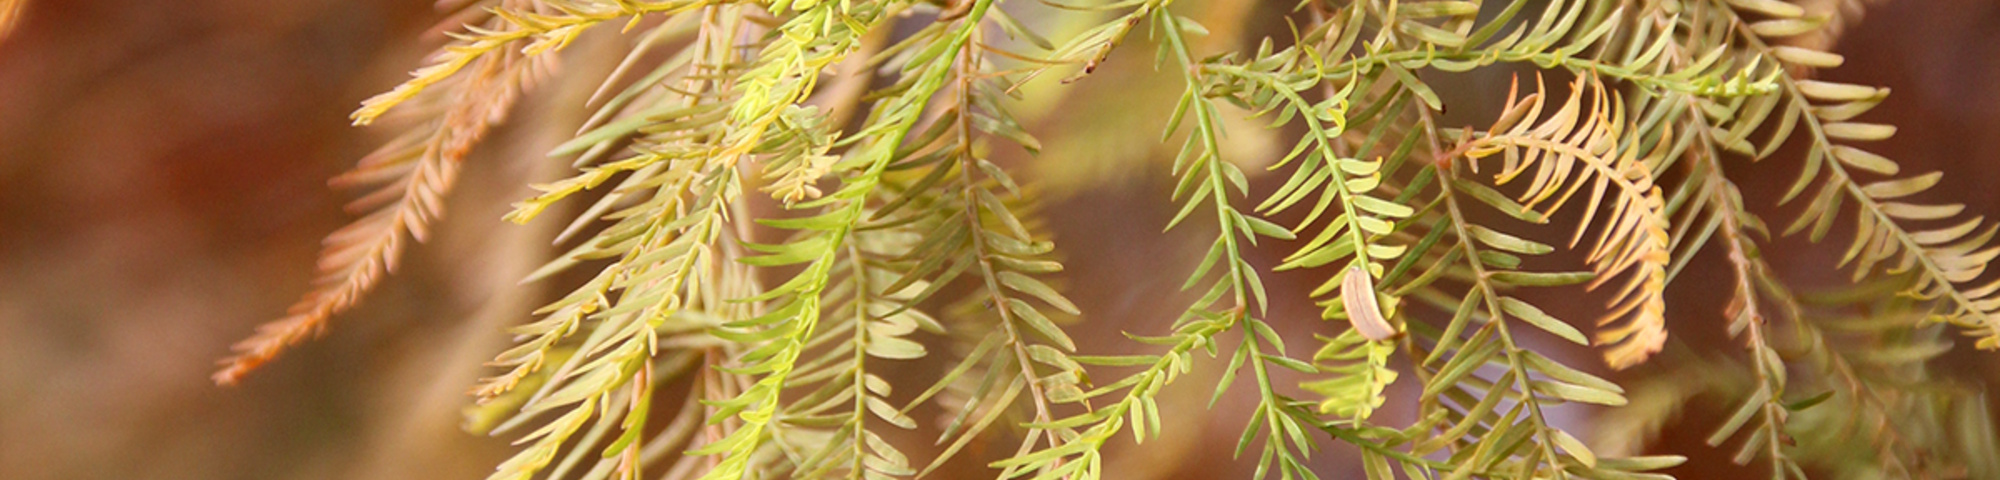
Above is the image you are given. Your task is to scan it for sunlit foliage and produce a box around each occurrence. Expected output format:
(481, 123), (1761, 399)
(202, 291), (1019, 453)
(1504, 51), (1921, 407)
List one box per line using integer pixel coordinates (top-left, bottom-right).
(219, 0), (1999, 479)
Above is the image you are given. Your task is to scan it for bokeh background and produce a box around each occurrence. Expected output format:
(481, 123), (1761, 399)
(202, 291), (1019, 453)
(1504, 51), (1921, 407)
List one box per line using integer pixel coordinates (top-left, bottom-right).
(2, 1), (1997, 479)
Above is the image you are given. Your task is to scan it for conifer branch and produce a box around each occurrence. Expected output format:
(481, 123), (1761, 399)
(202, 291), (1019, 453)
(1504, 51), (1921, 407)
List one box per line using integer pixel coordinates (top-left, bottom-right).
(695, 3), (996, 478)
(351, 0), (713, 126)
(1458, 75), (1672, 370)
(1706, 158), (1801, 477)
(220, 1), (2000, 478)
(216, 20), (545, 384)
(948, 37), (1071, 465)
(1634, 8), (1798, 472)
(1715, 0), (2000, 350)
(1433, 168), (1603, 479)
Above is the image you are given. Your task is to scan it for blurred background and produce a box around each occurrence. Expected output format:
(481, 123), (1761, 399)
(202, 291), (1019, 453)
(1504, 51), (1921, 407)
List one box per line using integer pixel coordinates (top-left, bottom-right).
(1, 1), (1997, 479)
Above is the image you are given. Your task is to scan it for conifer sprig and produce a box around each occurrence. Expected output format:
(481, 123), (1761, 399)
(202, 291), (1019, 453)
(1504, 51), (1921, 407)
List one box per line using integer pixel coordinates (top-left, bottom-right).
(215, 3), (549, 383)
(222, 1), (2000, 479)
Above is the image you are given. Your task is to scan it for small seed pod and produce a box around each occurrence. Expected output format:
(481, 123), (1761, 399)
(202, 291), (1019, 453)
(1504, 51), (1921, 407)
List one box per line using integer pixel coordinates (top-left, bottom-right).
(1341, 266), (1396, 341)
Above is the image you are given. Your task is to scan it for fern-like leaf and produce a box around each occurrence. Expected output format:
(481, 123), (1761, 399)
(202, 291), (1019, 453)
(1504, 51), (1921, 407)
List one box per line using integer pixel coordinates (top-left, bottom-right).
(1718, 0), (2000, 350)
(215, 23), (544, 384)
(1459, 75), (1672, 370)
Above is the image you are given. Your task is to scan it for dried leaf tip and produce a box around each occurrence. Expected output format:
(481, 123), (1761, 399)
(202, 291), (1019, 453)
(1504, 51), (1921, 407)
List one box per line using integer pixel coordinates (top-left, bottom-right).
(1342, 266), (1395, 341)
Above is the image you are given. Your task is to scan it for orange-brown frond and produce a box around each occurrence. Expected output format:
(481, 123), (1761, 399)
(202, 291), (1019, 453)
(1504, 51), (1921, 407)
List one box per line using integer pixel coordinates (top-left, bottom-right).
(1468, 75), (1672, 370)
(213, 47), (542, 385)
(213, 145), (462, 386)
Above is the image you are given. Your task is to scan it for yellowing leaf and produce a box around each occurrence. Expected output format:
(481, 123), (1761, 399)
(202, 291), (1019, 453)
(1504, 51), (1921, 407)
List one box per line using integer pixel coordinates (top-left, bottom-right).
(1340, 266), (1396, 341)
(1771, 46), (1844, 68)
(1860, 172), (1941, 199)
(1831, 145), (1899, 175)
(1798, 80), (1882, 102)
